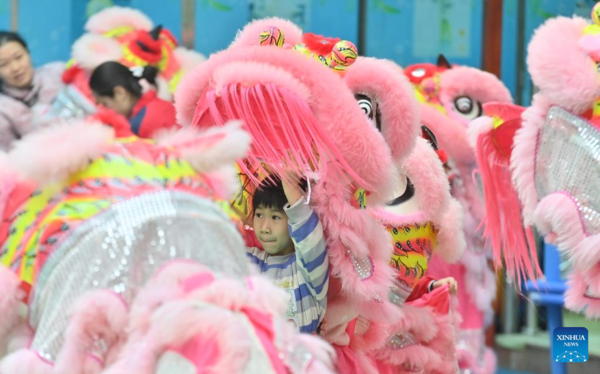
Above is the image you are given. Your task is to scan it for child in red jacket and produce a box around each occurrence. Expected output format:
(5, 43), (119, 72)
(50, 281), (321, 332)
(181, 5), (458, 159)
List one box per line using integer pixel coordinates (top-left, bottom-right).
(89, 61), (177, 138)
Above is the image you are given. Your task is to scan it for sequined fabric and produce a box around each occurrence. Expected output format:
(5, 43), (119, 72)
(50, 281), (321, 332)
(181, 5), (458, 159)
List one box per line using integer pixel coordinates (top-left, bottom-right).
(387, 332), (417, 350)
(347, 249), (374, 280)
(535, 107), (600, 236)
(29, 190), (247, 362)
(0, 137), (227, 284)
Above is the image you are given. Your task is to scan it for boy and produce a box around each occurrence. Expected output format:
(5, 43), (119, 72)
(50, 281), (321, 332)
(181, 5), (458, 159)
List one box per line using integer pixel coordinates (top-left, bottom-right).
(246, 176), (328, 334)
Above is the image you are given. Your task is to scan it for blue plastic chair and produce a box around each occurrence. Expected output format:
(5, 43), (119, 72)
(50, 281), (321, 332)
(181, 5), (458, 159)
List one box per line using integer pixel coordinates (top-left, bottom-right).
(524, 243), (567, 374)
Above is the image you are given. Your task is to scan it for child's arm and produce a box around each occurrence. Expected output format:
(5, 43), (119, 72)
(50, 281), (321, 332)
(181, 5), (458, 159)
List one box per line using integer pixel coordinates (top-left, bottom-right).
(284, 196), (329, 303)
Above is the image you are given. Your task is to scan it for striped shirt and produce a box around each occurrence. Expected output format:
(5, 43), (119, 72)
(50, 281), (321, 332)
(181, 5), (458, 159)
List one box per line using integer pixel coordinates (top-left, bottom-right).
(246, 196), (329, 333)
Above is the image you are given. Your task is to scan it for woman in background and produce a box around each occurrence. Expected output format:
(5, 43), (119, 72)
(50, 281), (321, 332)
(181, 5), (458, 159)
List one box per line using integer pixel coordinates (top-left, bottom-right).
(89, 61), (178, 138)
(0, 31), (64, 151)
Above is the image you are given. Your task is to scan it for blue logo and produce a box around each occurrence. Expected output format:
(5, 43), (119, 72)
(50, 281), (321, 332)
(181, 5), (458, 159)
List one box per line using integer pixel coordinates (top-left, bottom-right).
(553, 327), (588, 363)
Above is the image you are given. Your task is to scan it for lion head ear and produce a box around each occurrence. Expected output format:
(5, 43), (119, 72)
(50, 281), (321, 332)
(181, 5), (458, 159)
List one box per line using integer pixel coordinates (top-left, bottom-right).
(437, 54), (452, 69)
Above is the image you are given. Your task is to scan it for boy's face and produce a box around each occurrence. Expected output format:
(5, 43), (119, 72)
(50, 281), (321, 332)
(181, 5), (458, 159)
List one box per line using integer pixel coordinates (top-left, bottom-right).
(253, 204), (294, 256)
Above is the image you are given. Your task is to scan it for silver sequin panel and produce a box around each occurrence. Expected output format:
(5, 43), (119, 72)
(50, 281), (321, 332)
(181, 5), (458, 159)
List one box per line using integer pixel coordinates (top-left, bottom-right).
(535, 107), (600, 236)
(29, 190), (248, 362)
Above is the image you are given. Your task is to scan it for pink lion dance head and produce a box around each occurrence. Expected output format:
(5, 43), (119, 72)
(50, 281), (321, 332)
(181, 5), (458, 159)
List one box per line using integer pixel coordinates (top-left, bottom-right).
(402, 56), (513, 373)
(472, 11), (600, 319)
(47, 6), (206, 122)
(336, 54), (465, 373)
(174, 18), (406, 325)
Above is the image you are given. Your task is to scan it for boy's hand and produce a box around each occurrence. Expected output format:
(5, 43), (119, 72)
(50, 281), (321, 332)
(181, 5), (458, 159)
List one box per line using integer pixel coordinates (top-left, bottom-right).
(281, 153), (305, 206)
(432, 277), (458, 295)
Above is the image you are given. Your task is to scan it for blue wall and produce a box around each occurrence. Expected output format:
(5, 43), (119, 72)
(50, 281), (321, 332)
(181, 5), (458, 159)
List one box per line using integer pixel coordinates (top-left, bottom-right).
(366, 0), (484, 68)
(0, 0), (10, 30)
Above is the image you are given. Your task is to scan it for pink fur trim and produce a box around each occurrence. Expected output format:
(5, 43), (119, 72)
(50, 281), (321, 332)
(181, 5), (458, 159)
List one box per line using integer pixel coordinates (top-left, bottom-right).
(527, 16), (599, 115)
(435, 198), (466, 264)
(244, 276), (288, 316)
(174, 44), (396, 196)
(229, 17), (304, 49)
(54, 291), (129, 374)
(440, 67), (512, 126)
(564, 271), (600, 318)
(312, 184), (400, 321)
(371, 209), (426, 228)
(173, 47), (207, 73)
(293, 334), (337, 374)
(373, 343), (441, 372)
(0, 349), (53, 374)
(578, 34), (600, 60)
(343, 57), (419, 164)
(202, 165), (240, 200)
(400, 138), (451, 221)
(468, 115), (494, 150)
(0, 266), (21, 353)
(0, 152), (17, 228)
(85, 6), (152, 33)
(420, 104), (473, 165)
(145, 300), (251, 373)
(8, 121), (114, 186)
(155, 121), (251, 174)
(350, 320), (391, 353)
(398, 305), (439, 343)
(71, 34), (123, 71)
(534, 193), (600, 273)
(511, 97), (546, 225)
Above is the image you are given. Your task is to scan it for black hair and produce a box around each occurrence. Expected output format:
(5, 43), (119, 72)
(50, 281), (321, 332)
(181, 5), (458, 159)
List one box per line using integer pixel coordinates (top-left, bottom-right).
(89, 61), (158, 98)
(251, 175), (309, 213)
(252, 177), (287, 213)
(0, 31), (28, 51)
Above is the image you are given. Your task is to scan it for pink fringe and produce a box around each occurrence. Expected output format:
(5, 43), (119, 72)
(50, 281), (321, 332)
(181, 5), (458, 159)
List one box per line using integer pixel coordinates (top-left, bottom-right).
(195, 83), (371, 193)
(474, 117), (541, 284)
(174, 44), (397, 199)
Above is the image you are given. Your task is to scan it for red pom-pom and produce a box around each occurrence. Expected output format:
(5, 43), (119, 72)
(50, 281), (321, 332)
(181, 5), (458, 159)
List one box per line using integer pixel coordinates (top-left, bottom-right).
(302, 33), (341, 56)
(62, 64), (85, 84)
